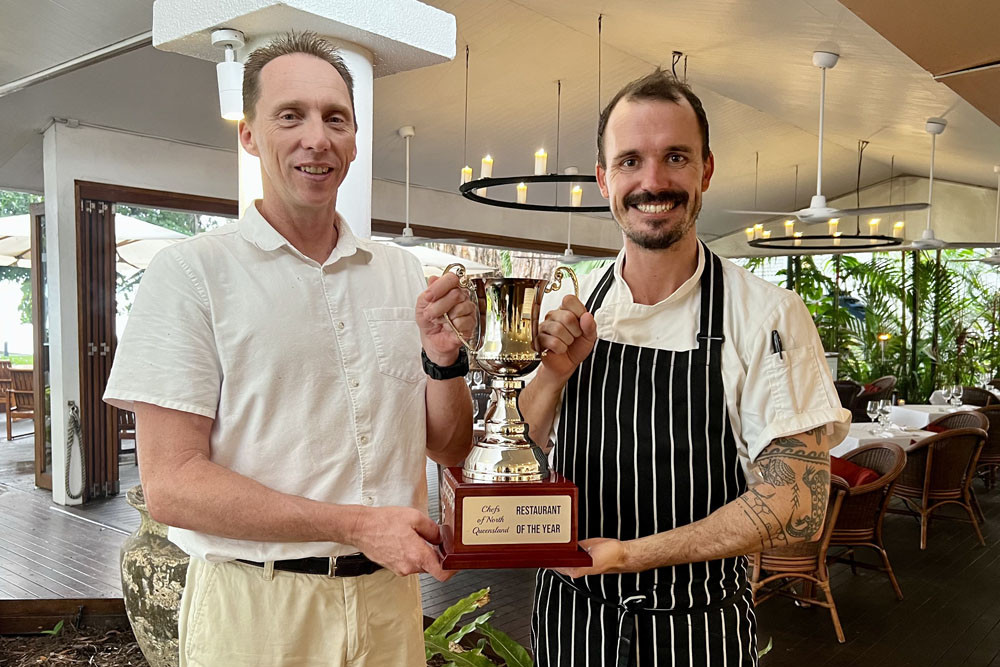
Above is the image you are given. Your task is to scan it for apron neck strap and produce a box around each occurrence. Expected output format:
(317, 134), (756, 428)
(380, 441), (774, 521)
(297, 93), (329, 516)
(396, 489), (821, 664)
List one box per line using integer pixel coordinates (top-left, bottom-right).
(696, 241), (726, 350)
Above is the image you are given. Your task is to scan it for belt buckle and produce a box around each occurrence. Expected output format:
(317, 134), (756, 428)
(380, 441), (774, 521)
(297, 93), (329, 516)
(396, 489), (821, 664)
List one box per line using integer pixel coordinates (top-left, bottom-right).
(327, 556), (338, 578)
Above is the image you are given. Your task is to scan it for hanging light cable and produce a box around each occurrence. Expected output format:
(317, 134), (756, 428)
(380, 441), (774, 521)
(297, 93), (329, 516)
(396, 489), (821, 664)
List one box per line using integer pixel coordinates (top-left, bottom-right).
(459, 46), (472, 186)
(459, 17), (608, 213)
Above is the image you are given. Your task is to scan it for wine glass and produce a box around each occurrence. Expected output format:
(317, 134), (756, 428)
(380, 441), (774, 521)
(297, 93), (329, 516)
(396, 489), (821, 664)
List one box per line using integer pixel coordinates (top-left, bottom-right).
(951, 384), (963, 407)
(940, 385), (952, 405)
(878, 399), (894, 435)
(866, 401), (881, 434)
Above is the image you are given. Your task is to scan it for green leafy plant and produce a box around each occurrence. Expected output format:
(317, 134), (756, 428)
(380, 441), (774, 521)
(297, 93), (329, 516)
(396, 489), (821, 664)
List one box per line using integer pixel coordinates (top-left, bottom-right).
(758, 635), (773, 659)
(425, 588), (533, 667)
(40, 620), (64, 636)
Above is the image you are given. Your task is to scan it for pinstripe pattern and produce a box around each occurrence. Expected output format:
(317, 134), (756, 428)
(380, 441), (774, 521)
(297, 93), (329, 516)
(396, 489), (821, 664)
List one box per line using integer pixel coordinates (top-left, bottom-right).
(531, 245), (757, 666)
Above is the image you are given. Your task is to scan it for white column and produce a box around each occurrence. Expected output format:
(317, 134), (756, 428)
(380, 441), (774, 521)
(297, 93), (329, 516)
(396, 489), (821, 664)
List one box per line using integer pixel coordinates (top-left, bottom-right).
(237, 36), (373, 237)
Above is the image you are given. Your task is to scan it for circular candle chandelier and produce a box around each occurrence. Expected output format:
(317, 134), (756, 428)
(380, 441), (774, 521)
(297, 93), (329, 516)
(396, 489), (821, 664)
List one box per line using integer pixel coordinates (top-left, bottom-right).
(458, 18), (609, 215)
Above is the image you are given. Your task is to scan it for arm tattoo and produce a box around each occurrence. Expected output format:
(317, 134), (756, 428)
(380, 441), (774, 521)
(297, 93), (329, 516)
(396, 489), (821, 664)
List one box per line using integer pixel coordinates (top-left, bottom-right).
(744, 435), (830, 548)
(737, 489), (790, 550)
(805, 425), (827, 447)
(786, 466), (830, 539)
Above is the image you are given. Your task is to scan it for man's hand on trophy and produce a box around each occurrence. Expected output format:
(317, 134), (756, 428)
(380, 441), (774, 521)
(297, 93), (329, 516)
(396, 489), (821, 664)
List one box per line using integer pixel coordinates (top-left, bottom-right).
(538, 295), (598, 381)
(350, 506), (454, 582)
(552, 537), (629, 579)
(417, 273), (476, 366)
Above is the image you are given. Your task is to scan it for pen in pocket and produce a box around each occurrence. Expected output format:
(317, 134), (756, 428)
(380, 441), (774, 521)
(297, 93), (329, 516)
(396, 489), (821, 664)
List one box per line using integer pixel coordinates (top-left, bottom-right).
(771, 330), (784, 360)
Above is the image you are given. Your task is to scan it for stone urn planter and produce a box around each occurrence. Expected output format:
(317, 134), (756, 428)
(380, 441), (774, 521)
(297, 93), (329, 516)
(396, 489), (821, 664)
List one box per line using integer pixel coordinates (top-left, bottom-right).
(120, 485), (190, 667)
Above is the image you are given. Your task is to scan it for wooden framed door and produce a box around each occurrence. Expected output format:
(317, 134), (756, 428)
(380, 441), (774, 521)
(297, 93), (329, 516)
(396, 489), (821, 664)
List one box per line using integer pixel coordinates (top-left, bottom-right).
(29, 202), (52, 490)
(76, 193), (118, 499)
(74, 181), (238, 501)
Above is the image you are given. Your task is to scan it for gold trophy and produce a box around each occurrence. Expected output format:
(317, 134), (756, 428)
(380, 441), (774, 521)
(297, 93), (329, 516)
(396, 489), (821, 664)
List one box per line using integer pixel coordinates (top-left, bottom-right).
(437, 265), (592, 569)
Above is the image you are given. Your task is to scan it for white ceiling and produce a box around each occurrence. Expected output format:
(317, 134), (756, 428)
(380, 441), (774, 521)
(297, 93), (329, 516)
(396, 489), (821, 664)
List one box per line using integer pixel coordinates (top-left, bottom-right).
(1, 0), (998, 242)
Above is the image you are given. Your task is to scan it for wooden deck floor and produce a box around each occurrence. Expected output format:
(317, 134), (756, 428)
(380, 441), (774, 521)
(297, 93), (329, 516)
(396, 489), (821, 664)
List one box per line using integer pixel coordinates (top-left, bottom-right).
(2, 413), (1000, 663)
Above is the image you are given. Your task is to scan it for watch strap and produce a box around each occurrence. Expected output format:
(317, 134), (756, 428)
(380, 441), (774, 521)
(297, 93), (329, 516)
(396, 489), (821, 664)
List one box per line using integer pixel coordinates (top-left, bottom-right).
(421, 347), (470, 380)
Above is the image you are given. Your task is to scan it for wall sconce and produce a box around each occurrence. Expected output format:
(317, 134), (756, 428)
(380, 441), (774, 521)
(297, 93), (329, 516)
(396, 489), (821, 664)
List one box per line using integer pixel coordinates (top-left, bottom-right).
(212, 29), (246, 121)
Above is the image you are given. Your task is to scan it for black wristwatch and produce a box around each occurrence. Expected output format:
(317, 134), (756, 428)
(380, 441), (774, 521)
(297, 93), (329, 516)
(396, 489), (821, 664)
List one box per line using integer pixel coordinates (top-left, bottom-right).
(421, 348), (470, 380)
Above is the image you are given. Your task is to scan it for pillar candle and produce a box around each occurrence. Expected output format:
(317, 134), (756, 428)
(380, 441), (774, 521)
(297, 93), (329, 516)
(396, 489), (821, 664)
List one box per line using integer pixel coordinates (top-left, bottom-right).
(534, 149), (547, 175)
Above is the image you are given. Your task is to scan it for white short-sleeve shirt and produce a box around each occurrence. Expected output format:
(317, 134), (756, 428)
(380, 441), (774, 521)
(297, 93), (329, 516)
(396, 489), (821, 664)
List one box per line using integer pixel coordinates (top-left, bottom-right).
(104, 202), (430, 562)
(542, 243), (850, 476)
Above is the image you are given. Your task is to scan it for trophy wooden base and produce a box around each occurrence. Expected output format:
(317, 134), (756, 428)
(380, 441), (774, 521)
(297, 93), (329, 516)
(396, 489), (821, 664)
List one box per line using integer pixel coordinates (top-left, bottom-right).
(438, 467), (593, 570)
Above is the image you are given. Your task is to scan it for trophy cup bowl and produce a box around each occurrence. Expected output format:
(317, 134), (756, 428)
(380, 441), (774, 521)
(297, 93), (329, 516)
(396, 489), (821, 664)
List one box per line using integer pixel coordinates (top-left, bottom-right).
(443, 266), (578, 482)
(437, 264), (591, 569)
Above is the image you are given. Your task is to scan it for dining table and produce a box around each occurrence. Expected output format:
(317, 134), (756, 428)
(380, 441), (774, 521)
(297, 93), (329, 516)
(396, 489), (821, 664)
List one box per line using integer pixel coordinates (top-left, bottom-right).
(830, 422), (934, 458)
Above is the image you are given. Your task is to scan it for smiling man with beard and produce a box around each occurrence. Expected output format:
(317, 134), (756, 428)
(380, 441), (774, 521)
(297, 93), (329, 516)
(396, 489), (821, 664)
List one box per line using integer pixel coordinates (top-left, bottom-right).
(520, 69), (850, 666)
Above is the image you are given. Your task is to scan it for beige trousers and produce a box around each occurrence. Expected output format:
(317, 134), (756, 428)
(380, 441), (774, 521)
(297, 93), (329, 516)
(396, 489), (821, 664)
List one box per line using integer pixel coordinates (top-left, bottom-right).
(178, 558), (425, 667)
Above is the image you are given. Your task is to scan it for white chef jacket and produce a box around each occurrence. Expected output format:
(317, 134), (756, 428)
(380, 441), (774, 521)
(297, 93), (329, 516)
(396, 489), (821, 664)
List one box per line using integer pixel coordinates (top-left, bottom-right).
(105, 202), (429, 562)
(541, 243), (850, 473)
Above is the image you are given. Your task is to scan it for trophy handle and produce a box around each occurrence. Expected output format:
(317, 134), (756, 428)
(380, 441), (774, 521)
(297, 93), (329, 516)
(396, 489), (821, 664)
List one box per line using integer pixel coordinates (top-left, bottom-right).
(545, 266), (579, 298)
(440, 263), (479, 353)
(537, 266), (580, 359)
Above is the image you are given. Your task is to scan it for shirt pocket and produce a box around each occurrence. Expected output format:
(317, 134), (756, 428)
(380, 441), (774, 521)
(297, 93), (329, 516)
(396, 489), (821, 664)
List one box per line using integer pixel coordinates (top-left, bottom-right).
(363, 307), (423, 384)
(763, 344), (825, 420)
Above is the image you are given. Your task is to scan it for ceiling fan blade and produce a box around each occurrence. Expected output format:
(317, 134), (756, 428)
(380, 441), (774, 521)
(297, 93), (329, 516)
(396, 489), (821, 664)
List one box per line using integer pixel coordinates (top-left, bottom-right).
(836, 202), (930, 217)
(941, 241), (1000, 248)
(391, 234), (472, 247)
(726, 209), (799, 216)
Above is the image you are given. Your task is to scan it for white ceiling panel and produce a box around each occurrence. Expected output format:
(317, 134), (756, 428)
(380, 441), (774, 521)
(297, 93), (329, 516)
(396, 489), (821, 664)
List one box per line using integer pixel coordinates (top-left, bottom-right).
(0, 0), (153, 85)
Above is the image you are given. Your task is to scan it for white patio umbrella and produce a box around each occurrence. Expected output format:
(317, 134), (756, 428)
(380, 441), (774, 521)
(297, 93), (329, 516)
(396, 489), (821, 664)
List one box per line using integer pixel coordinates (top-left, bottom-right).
(385, 242), (496, 279)
(0, 213), (188, 272)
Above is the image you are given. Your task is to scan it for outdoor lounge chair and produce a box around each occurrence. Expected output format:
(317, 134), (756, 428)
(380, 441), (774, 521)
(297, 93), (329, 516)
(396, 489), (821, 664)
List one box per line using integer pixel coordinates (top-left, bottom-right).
(6, 368), (34, 441)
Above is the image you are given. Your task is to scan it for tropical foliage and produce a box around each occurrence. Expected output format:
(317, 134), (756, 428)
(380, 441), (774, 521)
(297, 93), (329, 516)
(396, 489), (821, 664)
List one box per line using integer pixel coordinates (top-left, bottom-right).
(0, 190), (41, 323)
(424, 587), (532, 666)
(740, 249), (1000, 402)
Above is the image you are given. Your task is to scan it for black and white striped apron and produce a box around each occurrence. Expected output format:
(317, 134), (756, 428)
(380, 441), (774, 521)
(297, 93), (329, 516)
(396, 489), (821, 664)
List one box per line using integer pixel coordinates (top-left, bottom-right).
(531, 245), (757, 666)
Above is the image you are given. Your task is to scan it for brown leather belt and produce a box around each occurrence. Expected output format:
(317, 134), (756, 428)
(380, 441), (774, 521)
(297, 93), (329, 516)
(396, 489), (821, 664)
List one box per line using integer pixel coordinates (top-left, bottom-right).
(236, 553), (382, 577)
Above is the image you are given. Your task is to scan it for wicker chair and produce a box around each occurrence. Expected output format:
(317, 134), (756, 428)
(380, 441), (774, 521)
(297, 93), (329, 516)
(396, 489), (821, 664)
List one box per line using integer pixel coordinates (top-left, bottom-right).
(925, 409), (989, 432)
(6, 368), (34, 441)
(834, 380), (862, 412)
(0, 360), (10, 415)
(976, 406), (1000, 490)
(749, 476), (851, 643)
(957, 386), (997, 407)
(828, 443), (908, 600)
(890, 427), (988, 549)
(852, 376), (897, 423)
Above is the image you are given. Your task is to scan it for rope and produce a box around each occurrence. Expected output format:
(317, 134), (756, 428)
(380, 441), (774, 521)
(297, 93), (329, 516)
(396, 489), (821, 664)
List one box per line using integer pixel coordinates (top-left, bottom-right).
(65, 401), (86, 500)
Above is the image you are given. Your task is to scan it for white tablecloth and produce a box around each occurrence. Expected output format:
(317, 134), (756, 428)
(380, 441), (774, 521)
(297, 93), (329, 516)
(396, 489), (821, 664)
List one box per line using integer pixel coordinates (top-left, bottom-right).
(830, 422), (932, 458)
(888, 404), (958, 428)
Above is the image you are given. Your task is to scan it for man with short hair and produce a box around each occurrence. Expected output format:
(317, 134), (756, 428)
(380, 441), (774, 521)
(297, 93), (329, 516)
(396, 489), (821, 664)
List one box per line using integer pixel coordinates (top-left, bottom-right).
(523, 69), (850, 665)
(105, 32), (475, 666)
